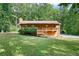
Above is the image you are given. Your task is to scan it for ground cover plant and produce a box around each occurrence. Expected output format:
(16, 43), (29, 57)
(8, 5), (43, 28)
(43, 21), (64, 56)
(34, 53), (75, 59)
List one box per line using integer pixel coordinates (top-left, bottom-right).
(0, 33), (79, 56)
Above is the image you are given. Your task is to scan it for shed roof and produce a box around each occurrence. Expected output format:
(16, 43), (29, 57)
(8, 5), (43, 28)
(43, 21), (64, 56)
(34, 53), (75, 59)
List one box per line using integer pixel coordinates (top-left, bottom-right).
(19, 21), (60, 25)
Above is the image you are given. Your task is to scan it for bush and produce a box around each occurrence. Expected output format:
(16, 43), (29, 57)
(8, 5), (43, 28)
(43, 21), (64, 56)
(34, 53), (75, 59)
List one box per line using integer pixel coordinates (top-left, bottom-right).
(3, 24), (10, 32)
(0, 23), (2, 32)
(0, 28), (2, 32)
(19, 27), (37, 36)
(10, 25), (18, 32)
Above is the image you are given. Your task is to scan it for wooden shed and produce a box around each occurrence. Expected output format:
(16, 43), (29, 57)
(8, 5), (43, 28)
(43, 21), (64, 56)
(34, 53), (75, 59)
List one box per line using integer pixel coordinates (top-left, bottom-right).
(19, 18), (61, 37)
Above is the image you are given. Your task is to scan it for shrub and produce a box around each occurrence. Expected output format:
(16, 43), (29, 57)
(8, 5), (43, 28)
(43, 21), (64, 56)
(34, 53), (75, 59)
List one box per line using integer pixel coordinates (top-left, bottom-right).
(19, 27), (37, 36)
(3, 24), (10, 32)
(10, 25), (18, 32)
(0, 28), (2, 32)
(0, 23), (2, 32)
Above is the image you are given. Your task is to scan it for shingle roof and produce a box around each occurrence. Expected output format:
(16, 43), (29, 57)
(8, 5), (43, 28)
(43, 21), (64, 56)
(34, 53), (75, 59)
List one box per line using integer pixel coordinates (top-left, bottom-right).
(19, 21), (60, 25)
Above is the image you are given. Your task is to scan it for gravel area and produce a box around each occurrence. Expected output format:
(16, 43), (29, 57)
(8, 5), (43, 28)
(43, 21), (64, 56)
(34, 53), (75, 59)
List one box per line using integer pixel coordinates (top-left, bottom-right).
(61, 34), (79, 39)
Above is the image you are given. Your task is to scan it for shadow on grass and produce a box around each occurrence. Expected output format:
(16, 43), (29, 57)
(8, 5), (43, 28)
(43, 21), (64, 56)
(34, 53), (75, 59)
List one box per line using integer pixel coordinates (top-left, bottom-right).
(0, 34), (79, 56)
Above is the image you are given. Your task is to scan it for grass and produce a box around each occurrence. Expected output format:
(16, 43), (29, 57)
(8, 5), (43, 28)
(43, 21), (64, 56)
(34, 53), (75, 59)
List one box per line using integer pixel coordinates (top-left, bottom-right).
(0, 33), (79, 56)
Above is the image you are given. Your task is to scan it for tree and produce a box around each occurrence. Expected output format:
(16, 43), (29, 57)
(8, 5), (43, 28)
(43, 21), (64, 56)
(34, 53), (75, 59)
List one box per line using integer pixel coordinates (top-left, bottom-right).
(59, 3), (79, 35)
(0, 3), (11, 32)
(11, 3), (60, 21)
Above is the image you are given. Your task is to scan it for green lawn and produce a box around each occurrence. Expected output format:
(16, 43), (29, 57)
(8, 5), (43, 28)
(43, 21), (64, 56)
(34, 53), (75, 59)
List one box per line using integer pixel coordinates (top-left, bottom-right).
(0, 33), (79, 56)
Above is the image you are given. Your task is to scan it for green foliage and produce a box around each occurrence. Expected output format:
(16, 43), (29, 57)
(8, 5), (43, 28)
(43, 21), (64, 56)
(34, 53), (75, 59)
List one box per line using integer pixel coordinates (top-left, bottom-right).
(0, 25), (2, 32)
(0, 3), (11, 32)
(12, 3), (59, 20)
(0, 3), (79, 35)
(19, 27), (37, 36)
(59, 3), (79, 35)
(0, 21), (2, 32)
(3, 23), (10, 32)
(10, 25), (18, 32)
(0, 3), (60, 32)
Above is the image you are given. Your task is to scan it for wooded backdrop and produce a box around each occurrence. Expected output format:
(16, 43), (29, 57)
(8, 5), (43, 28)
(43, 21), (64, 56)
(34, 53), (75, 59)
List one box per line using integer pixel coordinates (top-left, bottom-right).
(0, 3), (79, 35)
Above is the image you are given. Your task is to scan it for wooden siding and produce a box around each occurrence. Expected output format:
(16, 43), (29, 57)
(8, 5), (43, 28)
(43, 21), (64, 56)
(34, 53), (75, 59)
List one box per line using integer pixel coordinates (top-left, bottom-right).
(20, 24), (60, 37)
